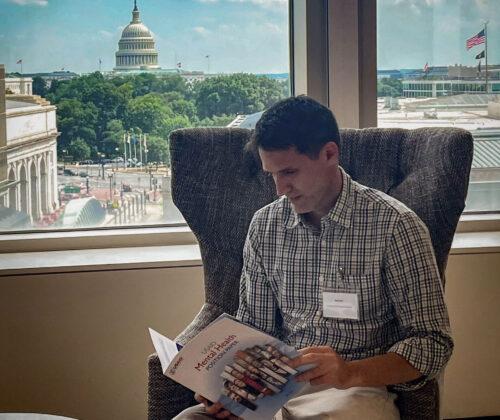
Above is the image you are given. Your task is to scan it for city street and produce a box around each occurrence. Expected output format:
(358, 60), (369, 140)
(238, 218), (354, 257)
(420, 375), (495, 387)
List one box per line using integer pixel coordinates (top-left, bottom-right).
(59, 163), (185, 225)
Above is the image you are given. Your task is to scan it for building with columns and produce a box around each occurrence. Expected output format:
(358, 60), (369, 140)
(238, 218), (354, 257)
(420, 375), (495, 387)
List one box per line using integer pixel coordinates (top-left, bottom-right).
(5, 77), (33, 95)
(114, 0), (160, 71)
(0, 66), (59, 229)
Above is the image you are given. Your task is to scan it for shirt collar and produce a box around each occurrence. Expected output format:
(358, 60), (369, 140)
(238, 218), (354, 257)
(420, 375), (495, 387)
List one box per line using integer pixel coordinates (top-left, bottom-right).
(282, 166), (354, 230)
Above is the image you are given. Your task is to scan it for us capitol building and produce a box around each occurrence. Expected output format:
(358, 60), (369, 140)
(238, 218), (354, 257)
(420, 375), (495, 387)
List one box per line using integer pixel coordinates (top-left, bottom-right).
(114, 0), (160, 71)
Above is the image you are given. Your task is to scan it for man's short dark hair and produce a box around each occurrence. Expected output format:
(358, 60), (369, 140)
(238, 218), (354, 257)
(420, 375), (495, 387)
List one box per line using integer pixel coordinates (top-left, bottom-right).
(248, 95), (340, 158)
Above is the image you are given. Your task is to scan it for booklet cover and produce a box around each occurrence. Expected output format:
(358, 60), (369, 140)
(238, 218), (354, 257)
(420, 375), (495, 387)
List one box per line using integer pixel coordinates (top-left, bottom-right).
(149, 314), (308, 420)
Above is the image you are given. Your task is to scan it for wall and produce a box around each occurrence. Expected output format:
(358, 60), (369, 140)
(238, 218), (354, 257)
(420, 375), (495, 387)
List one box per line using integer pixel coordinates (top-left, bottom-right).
(0, 265), (205, 420)
(442, 252), (500, 419)
(1, 251), (499, 419)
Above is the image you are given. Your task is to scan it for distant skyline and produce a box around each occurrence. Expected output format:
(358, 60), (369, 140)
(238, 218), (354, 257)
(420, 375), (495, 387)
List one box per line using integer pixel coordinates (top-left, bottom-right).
(0, 0), (499, 75)
(0, 0), (289, 74)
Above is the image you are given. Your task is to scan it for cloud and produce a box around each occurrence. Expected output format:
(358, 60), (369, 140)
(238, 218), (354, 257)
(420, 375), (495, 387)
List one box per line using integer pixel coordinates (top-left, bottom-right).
(193, 26), (211, 37)
(263, 22), (283, 34)
(199, 0), (286, 9)
(227, 0), (286, 8)
(8, 0), (48, 6)
(409, 3), (421, 15)
(99, 30), (114, 38)
(228, 0), (286, 4)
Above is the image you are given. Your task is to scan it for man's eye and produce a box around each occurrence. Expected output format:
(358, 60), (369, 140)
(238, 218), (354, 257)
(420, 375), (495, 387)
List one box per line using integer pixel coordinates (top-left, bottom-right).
(283, 170), (296, 175)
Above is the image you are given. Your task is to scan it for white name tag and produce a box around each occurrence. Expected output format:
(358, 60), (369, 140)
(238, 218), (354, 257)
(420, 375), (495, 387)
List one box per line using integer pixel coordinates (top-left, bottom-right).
(322, 291), (359, 320)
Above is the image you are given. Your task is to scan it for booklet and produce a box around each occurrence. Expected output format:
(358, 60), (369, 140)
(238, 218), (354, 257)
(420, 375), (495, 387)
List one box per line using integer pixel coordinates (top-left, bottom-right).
(149, 314), (308, 420)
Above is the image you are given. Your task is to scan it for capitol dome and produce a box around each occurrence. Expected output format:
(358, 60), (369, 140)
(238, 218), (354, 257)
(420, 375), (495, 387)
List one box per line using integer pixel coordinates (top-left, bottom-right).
(114, 1), (160, 71)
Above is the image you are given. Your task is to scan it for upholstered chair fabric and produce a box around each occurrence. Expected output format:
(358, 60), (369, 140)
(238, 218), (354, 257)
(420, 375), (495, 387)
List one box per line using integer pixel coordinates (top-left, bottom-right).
(148, 127), (473, 420)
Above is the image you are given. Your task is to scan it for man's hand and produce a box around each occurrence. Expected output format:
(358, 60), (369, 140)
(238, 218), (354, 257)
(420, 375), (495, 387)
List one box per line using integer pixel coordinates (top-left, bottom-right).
(289, 347), (424, 389)
(194, 393), (241, 419)
(288, 346), (355, 389)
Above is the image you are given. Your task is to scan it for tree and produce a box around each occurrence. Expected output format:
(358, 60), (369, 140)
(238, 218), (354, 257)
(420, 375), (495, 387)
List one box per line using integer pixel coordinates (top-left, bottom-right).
(126, 93), (173, 133)
(102, 119), (125, 157)
(156, 115), (191, 139)
(32, 76), (48, 97)
(145, 135), (169, 164)
(193, 73), (285, 118)
(68, 138), (91, 162)
(56, 99), (98, 150)
(377, 78), (403, 97)
(194, 114), (236, 127)
(166, 97), (197, 121)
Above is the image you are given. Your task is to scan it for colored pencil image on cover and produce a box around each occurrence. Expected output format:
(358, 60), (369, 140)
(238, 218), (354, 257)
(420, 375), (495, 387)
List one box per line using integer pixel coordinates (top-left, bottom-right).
(219, 345), (298, 411)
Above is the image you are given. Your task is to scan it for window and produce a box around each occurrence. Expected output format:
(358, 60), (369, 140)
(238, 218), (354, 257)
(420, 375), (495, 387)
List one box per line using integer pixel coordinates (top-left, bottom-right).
(377, 0), (500, 213)
(0, 0), (290, 233)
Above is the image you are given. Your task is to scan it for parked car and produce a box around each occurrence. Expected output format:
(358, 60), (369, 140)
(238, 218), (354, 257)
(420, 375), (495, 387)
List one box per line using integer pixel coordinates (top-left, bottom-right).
(81, 160), (94, 165)
(63, 168), (78, 176)
(79, 171), (88, 177)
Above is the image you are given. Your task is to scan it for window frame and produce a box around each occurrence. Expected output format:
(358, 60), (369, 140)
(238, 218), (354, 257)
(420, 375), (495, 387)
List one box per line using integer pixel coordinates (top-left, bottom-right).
(1, 0), (498, 253)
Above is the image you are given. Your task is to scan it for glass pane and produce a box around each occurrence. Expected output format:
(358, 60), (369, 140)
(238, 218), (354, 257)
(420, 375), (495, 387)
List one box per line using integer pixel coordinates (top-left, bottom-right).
(377, 0), (500, 213)
(0, 0), (290, 232)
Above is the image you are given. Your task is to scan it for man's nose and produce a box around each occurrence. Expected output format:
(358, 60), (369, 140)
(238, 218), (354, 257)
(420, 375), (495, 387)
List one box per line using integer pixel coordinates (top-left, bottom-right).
(274, 175), (290, 196)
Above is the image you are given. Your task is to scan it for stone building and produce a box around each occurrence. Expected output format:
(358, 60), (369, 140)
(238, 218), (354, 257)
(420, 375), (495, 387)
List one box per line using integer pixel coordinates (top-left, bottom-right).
(114, 0), (160, 71)
(0, 66), (59, 229)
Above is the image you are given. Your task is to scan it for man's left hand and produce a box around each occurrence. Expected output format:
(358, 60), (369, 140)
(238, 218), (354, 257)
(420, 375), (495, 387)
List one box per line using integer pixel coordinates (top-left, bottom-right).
(288, 346), (355, 389)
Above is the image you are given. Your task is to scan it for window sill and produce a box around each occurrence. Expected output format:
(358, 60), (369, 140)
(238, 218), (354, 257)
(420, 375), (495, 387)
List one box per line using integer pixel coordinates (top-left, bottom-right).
(457, 213), (500, 233)
(450, 231), (500, 255)
(0, 244), (202, 276)
(0, 225), (198, 253)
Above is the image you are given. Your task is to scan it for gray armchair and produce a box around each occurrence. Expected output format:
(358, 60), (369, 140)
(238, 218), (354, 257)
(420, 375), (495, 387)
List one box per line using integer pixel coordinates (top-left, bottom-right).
(148, 126), (473, 419)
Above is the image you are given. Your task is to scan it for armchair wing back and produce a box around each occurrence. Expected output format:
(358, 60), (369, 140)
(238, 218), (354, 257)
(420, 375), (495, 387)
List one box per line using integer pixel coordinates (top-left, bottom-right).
(148, 126), (473, 420)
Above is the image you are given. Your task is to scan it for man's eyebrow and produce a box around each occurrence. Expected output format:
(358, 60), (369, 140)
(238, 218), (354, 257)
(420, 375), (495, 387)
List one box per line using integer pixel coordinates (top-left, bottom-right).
(263, 167), (297, 175)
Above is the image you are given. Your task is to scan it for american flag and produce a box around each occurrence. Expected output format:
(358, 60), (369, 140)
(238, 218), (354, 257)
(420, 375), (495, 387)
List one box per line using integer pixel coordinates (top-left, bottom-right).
(466, 29), (485, 50)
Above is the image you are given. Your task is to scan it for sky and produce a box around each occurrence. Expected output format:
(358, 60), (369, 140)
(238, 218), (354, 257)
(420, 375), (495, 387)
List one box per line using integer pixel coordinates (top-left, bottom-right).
(0, 0), (498, 75)
(0, 0), (289, 74)
(378, 0), (500, 70)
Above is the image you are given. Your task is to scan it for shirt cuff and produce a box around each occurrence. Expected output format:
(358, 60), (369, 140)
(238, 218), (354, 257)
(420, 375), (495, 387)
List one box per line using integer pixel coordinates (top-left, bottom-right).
(387, 336), (451, 391)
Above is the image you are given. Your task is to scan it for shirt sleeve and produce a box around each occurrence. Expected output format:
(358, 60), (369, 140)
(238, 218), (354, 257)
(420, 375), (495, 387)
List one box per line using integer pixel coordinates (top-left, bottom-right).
(385, 211), (454, 391)
(236, 214), (281, 338)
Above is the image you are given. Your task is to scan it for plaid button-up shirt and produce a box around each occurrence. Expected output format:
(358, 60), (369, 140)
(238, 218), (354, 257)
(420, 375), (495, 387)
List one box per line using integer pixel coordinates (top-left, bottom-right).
(236, 168), (453, 390)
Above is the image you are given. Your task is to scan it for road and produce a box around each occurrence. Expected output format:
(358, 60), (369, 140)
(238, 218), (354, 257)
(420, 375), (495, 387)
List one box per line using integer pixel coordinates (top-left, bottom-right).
(61, 164), (169, 192)
(59, 163), (185, 224)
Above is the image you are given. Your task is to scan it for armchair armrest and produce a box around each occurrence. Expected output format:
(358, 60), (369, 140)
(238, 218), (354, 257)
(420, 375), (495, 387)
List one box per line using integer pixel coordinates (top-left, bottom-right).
(390, 378), (439, 420)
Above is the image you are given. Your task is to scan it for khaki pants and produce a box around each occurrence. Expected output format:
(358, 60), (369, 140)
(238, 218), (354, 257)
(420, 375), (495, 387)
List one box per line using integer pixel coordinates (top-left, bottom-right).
(173, 385), (400, 420)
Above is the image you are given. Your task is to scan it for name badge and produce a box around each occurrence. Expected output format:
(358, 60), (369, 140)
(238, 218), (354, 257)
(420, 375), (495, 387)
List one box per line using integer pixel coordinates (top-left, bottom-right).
(322, 291), (359, 320)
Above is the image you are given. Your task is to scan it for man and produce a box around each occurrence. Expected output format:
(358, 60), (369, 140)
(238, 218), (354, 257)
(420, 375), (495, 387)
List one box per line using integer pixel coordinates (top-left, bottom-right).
(175, 96), (453, 419)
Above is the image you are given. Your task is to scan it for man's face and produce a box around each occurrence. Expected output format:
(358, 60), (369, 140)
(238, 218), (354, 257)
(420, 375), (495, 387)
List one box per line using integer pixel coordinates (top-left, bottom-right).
(259, 143), (339, 217)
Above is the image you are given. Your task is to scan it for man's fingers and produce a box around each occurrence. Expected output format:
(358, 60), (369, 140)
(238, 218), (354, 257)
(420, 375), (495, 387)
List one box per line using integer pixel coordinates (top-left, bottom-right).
(298, 346), (333, 355)
(295, 365), (325, 382)
(214, 410), (232, 419)
(194, 393), (208, 404)
(205, 402), (223, 415)
(289, 352), (323, 368)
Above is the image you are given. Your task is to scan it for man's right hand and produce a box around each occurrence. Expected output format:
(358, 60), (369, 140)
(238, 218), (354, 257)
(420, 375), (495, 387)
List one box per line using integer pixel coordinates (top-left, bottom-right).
(194, 393), (241, 419)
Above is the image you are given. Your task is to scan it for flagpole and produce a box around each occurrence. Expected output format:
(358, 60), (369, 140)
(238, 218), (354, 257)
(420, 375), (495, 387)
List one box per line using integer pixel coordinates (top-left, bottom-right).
(139, 133), (143, 168)
(484, 21), (489, 93)
(123, 133), (127, 169)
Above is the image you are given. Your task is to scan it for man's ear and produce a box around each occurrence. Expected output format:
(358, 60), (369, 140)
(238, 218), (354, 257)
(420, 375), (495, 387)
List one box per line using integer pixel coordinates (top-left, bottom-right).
(323, 141), (339, 165)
